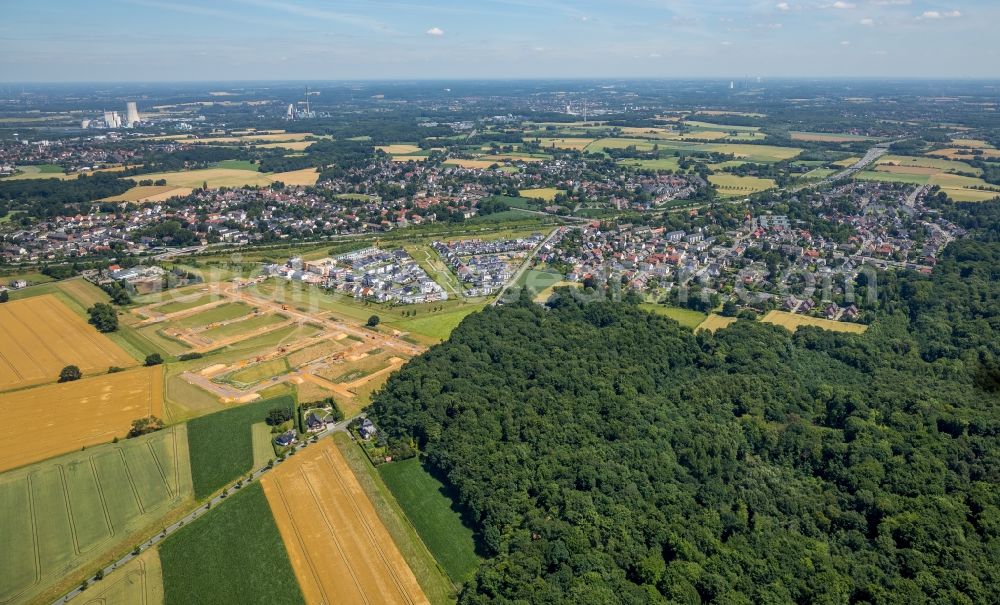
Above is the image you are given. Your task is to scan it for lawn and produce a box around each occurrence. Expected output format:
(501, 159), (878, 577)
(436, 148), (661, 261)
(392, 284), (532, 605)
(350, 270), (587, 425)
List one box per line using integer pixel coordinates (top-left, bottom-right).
(159, 482), (303, 605)
(638, 303), (708, 329)
(390, 304), (487, 341)
(333, 433), (456, 605)
(379, 458), (481, 583)
(186, 395), (295, 498)
(174, 302), (252, 328)
(221, 357), (290, 387)
(199, 312), (287, 342)
(155, 292), (216, 314)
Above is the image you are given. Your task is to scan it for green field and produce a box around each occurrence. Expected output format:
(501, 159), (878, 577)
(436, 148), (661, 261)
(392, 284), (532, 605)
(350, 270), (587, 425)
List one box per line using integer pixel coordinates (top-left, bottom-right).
(333, 433), (456, 605)
(638, 303), (708, 329)
(390, 304), (487, 341)
(379, 458), (481, 583)
(159, 482), (302, 605)
(619, 157), (682, 172)
(250, 422), (276, 472)
(0, 427), (192, 605)
(174, 302), (252, 329)
(709, 173), (777, 198)
(186, 396), (295, 498)
(222, 357), (290, 387)
(134, 324), (192, 356)
(0, 271), (54, 287)
(683, 120), (760, 132)
(154, 293), (216, 315)
(199, 312), (287, 342)
(213, 159), (259, 171)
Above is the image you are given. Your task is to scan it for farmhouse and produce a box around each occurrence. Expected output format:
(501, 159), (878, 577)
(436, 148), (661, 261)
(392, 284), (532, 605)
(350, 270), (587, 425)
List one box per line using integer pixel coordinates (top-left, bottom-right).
(359, 418), (377, 440)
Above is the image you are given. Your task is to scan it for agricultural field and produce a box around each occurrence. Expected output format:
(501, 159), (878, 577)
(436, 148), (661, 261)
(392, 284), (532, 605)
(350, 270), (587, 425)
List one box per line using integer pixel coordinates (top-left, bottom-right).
(78, 548), (162, 605)
(854, 170), (1000, 202)
(261, 439), (429, 605)
(695, 314), (738, 333)
(186, 395), (295, 498)
(250, 422), (275, 470)
(0, 426), (190, 605)
(101, 185), (194, 203)
(832, 156), (861, 168)
(443, 159), (498, 169)
(379, 458), (481, 583)
(332, 434), (458, 605)
(709, 174), (777, 198)
(703, 143), (802, 162)
(0, 365), (164, 472)
(377, 144), (422, 154)
(173, 302), (252, 329)
(125, 167), (318, 189)
(0, 294), (136, 391)
(535, 137), (594, 150)
(584, 138), (659, 153)
(199, 312), (287, 342)
(875, 154), (981, 175)
(638, 303), (708, 329)
(619, 157), (682, 172)
(519, 187), (564, 201)
(789, 131), (873, 142)
(761, 310), (868, 334)
(159, 482), (302, 605)
(682, 120), (760, 132)
(0, 271), (53, 287)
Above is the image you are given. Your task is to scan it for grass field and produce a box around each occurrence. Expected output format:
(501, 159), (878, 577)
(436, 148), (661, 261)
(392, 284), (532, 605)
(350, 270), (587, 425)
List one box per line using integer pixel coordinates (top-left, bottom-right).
(101, 185), (194, 203)
(379, 458), (481, 583)
(0, 271), (53, 286)
(619, 157), (682, 172)
(709, 174), (777, 198)
(152, 292), (216, 314)
(0, 365), (164, 472)
(875, 154), (980, 175)
(333, 434), (457, 605)
(761, 310), (867, 334)
(214, 159), (258, 171)
(519, 187), (564, 201)
(390, 304), (486, 342)
(683, 120), (760, 132)
(250, 422), (275, 470)
(159, 482), (302, 605)
(854, 170), (1000, 201)
(703, 143), (802, 162)
(695, 314), (738, 333)
(199, 312), (287, 342)
(174, 302), (252, 329)
(222, 357), (290, 387)
(0, 294), (136, 391)
(638, 303), (708, 329)
(186, 396), (295, 499)
(262, 439), (430, 605)
(0, 426), (190, 605)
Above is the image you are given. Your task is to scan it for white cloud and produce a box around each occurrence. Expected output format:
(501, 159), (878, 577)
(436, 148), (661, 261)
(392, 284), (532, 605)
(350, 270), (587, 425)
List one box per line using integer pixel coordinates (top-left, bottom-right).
(649, 52), (662, 58)
(776, 2), (790, 10)
(859, 17), (874, 26)
(841, 40), (851, 45)
(873, 0), (909, 5)
(721, 41), (733, 45)
(832, 1), (855, 9)
(426, 27), (444, 36)
(919, 10), (961, 20)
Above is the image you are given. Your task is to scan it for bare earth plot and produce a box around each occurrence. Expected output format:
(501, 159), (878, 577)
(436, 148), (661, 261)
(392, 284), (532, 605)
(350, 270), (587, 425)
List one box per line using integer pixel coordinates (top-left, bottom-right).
(0, 366), (164, 472)
(261, 439), (429, 605)
(0, 294), (136, 391)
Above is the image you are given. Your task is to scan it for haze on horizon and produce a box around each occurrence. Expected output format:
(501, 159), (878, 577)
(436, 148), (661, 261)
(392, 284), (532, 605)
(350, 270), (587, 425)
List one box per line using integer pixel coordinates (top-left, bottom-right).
(1, 0), (997, 82)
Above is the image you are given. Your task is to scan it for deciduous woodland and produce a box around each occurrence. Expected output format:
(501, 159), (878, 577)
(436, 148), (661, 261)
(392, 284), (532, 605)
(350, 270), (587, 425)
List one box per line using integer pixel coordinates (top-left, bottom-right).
(370, 229), (1000, 603)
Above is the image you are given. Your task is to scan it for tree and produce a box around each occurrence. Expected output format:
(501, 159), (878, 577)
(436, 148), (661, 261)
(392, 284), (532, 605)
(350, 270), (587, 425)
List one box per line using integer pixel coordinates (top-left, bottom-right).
(128, 416), (165, 438)
(59, 365), (82, 383)
(266, 407), (292, 426)
(367, 315), (380, 327)
(721, 300), (739, 317)
(144, 353), (163, 367)
(88, 303), (118, 332)
(0, 290), (8, 303)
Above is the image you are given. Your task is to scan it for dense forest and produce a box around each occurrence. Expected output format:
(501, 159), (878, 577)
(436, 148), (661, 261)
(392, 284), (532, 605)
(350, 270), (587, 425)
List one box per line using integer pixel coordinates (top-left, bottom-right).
(370, 212), (1000, 603)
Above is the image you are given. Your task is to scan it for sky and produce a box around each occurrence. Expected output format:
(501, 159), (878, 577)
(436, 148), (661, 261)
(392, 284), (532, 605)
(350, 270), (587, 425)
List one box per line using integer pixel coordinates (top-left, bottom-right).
(0, 0), (996, 81)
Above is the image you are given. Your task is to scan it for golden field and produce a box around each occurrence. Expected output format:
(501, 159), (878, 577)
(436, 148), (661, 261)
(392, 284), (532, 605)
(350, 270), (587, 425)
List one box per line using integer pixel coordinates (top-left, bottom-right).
(761, 310), (867, 334)
(0, 365), (164, 471)
(261, 439), (428, 605)
(0, 295), (135, 391)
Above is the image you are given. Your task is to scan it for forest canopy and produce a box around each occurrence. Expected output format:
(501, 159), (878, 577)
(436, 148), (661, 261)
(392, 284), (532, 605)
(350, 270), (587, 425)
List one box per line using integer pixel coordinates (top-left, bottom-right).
(370, 234), (1000, 604)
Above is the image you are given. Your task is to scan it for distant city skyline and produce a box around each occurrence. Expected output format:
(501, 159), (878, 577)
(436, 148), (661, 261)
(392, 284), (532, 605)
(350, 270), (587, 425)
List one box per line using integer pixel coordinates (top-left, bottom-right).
(1, 0), (997, 82)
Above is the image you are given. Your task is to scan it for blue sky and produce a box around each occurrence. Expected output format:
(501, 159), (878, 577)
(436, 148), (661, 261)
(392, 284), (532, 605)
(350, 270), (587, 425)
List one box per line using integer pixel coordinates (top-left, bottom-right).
(1, 0), (996, 81)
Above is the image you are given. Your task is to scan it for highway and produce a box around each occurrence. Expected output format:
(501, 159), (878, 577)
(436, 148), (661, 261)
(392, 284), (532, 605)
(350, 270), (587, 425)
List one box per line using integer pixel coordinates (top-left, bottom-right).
(54, 419), (358, 605)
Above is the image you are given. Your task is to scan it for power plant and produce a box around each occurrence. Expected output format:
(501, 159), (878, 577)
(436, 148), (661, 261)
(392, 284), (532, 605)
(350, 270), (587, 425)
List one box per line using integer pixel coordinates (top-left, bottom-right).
(125, 101), (141, 127)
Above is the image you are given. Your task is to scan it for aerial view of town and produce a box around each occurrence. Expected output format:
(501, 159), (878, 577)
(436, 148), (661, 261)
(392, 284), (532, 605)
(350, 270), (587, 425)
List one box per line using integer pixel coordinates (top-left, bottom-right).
(0, 1), (997, 604)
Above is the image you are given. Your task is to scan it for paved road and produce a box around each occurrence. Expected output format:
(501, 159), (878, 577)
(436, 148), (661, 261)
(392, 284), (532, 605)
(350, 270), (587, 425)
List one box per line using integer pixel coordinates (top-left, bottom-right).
(55, 418), (358, 605)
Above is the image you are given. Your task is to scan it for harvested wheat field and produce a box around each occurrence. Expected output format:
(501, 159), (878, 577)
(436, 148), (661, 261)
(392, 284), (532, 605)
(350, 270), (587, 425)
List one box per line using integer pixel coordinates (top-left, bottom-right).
(103, 185), (194, 203)
(695, 314), (737, 333)
(0, 294), (135, 391)
(761, 310), (867, 334)
(261, 439), (428, 605)
(0, 365), (164, 472)
(376, 144), (422, 155)
(444, 159), (497, 169)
